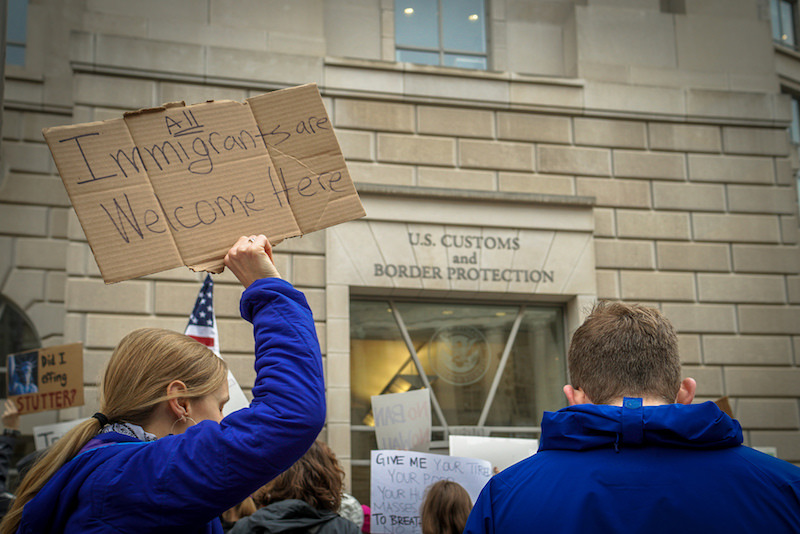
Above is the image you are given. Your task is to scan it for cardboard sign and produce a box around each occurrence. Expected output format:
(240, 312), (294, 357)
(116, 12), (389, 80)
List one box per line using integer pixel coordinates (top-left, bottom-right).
(370, 449), (492, 534)
(42, 84), (365, 283)
(371, 388), (431, 452)
(449, 435), (538, 473)
(33, 418), (88, 450)
(7, 343), (84, 415)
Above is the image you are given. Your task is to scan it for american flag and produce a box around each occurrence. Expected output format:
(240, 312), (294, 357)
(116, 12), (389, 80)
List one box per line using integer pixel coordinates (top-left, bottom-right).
(185, 274), (219, 355)
(184, 274), (249, 416)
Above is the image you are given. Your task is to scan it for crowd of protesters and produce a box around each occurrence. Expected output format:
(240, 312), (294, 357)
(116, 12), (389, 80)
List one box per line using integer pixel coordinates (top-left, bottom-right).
(0, 236), (798, 533)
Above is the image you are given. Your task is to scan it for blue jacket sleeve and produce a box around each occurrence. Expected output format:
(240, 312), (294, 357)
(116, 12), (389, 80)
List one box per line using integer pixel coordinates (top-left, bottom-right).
(93, 278), (326, 530)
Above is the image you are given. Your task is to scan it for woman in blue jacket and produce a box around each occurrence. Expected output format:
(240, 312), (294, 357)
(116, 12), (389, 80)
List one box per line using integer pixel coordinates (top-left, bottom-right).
(0, 235), (326, 534)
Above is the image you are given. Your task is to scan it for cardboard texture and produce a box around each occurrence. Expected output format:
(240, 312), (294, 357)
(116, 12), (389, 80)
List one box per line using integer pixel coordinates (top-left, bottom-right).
(43, 84), (365, 283)
(7, 343), (85, 415)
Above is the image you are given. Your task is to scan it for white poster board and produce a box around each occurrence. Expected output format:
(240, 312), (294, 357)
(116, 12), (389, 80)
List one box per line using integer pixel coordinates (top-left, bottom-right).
(370, 449), (491, 534)
(449, 435), (538, 473)
(371, 388), (431, 451)
(33, 418), (88, 450)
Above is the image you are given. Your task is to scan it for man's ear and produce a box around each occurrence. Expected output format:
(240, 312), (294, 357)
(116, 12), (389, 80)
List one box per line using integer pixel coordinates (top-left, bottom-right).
(166, 380), (188, 418)
(564, 385), (591, 406)
(675, 377), (696, 405)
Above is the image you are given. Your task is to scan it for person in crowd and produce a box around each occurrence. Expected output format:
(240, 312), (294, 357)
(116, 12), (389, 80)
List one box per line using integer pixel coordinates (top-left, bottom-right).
(465, 301), (800, 533)
(0, 235), (326, 534)
(420, 480), (472, 534)
(230, 440), (359, 534)
(339, 492), (364, 529)
(360, 505), (370, 534)
(220, 498), (257, 533)
(0, 401), (21, 518)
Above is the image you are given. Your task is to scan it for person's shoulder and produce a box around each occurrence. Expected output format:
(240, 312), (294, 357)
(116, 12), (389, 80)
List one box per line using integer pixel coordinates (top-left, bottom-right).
(734, 446), (800, 479)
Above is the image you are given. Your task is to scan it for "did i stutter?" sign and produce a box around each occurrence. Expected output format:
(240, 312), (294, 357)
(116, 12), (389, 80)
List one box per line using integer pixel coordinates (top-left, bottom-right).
(7, 343), (84, 415)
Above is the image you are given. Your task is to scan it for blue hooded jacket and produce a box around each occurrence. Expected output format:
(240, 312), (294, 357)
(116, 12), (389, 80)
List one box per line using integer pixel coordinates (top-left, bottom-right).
(465, 400), (800, 534)
(17, 278), (326, 533)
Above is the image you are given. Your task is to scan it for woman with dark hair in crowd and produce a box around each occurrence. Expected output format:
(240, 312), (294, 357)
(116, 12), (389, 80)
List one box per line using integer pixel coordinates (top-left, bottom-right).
(0, 235), (326, 534)
(230, 441), (359, 534)
(420, 480), (473, 534)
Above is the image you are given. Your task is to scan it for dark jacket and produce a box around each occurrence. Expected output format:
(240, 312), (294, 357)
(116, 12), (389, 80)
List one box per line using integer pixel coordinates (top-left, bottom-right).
(230, 500), (359, 534)
(465, 400), (800, 534)
(18, 278), (326, 533)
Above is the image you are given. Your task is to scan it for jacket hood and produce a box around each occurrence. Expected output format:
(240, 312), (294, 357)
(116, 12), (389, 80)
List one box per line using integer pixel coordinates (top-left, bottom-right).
(230, 499), (339, 533)
(539, 400), (743, 452)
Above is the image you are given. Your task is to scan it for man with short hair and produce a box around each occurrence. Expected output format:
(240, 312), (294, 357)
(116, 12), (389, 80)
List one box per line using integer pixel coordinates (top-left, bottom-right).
(464, 301), (800, 533)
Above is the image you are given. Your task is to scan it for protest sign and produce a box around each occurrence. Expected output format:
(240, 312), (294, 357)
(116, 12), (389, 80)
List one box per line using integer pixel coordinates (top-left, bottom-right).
(42, 83), (365, 283)
(33, 418), (88, 450)
(449, 435), (538, 472)
(370, 449), (491, 534)
(371, 388), (431, 451)
(7, 343), (84, 415)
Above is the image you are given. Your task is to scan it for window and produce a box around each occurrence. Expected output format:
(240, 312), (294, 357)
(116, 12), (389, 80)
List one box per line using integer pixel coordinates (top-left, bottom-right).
(349, 298), (565, 503)
(0, 296), (39, 397)
(395, 0), (488, 70)
(787, 93), (800, 218)
(6, 0), (27, 66)
(772, 0), (797, 48)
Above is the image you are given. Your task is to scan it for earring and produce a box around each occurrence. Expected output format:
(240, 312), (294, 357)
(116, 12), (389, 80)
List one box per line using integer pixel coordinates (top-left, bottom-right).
(168, 413), (197, 435)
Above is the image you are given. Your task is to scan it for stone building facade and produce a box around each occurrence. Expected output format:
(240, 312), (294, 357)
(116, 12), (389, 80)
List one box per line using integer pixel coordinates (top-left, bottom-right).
(1, 0), (799, 500)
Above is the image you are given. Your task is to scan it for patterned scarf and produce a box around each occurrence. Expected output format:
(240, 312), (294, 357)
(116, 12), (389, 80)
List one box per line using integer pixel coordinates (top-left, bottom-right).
(99, 422), (158, 442)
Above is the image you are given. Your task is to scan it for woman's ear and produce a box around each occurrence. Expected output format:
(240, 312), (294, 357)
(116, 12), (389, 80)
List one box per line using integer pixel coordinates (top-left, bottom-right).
(166, 380), (188, 418)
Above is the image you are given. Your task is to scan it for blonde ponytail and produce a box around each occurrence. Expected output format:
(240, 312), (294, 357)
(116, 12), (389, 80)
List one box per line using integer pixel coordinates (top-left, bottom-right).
(0, 328), (226, 534)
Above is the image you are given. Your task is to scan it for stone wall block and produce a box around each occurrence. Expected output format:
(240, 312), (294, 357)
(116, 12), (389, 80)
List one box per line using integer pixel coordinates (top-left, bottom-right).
(498, 172), (575, 196)
(738, 306), (800, 335)
(613, 150), (686, 180)
(348, 162), (414, 186)
(736, 399), (799, 430)
(459, 139), (535, 172)
(2, 142), (55, 174)
(725, 367), (800, 397)
(46, 272), (67, 302)
(95, 34), (205, 76)
(688, 154), (774, 184)
(335, 99), (414, 132)
(595, 269), (619, 299)
(678, 334), (701, 364)
(594, 239), (655, 269)
(593, 208), (615, 237)
(661, 303), (736, 333)
(294, 256), (326, 288)
(418, 167), (495, 191)
(727, 185), (797, 215)
(538, 145), (611, 176)
(418, 106), (494, 138)
(574, 118), (646, 149)
(27, 302), (66, 339)
(617, 210), (691, 240)
(377, 134), (455, 166)
(697, 274), (786, 304)
(576, 178), (651, 208)
(206, 47), (322, 85)
(703, 335), (793, 365)
(723, 127), (790, 157)
(497, 112), (572, 144)
(692, 213), (780, 243)
(620, 271), (695, 301)
(337, 130), (374, 161)
(74, 74), (155, 109)
(15, 238), (68, 270)
(656, 242), (730, 272)
(732, 245), (800, 273)
(649, 123), (721, 153)
(0, 204), (49, 237)
(3, 269), (46, 309)
(681, 365), (724, 397)
(67, 278), (151, 314)
(652, 182), (725, 211)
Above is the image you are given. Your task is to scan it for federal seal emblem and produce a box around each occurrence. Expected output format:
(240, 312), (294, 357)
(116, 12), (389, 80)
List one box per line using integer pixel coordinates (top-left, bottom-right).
(429, 325), (491, 386)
